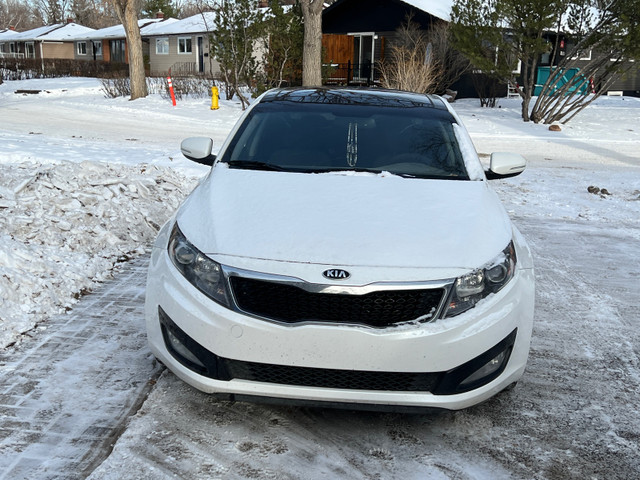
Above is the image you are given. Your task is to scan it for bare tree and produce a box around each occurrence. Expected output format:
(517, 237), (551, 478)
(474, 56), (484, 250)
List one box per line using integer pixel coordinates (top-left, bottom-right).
(530, 0), (640, 124)
(299, 0), (323, 86)
(379, 16), (442, 93)
(0, 0), (42, 30)
(426, 21), (470, 95)
(33, 0), (71, 24)
(70, 0), (119, 28)
(111, 0), (148, 100)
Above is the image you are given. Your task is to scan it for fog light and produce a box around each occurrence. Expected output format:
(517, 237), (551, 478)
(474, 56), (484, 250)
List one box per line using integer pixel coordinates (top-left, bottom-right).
(459, 350), (508, 388)
(166, 328), (206, 369)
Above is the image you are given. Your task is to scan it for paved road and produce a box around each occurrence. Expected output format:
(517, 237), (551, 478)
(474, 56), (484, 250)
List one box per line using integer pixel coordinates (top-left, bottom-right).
(83, 217), (640, 480)
(1, 218), (639, 480)
(0, 257), (161, 480)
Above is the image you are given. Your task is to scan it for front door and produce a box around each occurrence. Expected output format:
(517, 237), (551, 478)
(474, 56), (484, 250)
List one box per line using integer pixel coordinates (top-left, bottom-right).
(197, 36), (204, 73)
(352, 33), (375, 82)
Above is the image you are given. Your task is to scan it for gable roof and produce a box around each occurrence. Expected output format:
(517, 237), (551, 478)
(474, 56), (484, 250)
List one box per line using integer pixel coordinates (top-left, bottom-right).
(143, 12), (217, 36)
(324, 0), (452, 23)
(80, 18), (176, 40)
(1, 24), (64, 41)
(400, 0), (452, 22)
(36, 23), (95, 41)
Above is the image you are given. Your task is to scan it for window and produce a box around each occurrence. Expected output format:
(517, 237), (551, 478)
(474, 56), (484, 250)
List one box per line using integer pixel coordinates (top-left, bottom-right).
(77, 41), (87, 55)
(25, 42), (35, 58)
(92, 41), (102, 56)
(178, 37), (192, 54)
(156, 37), (169, 55)
(110, 39), (125, 63)
(224, 103), (468, 180)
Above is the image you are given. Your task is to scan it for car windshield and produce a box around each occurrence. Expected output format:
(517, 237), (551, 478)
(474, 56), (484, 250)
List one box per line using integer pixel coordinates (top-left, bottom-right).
(221, 102), (469, 180)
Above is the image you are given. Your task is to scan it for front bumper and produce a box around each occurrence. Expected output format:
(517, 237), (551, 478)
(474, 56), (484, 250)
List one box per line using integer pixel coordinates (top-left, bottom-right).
(145, 234), (535, 411)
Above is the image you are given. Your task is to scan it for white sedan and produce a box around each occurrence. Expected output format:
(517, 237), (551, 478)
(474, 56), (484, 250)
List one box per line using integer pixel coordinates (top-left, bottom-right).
(145, 87), (535, 411)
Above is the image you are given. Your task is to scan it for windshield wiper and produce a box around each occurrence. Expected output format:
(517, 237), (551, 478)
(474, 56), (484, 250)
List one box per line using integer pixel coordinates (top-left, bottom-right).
(225, 160), (285, 171)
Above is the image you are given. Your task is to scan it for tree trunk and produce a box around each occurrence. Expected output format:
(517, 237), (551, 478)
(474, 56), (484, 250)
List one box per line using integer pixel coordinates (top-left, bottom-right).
(112, 0), (148, 100)
(300, 0), (323, 87)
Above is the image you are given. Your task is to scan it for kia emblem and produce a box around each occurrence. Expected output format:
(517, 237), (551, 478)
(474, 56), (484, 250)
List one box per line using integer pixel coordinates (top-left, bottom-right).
(323, 269), (350, 280)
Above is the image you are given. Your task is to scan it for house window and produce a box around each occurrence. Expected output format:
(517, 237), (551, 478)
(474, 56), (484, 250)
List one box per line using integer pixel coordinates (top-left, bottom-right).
(10, 42), (16, 53)
(25, 42), (35, 58)
(156, 37), (169, 55)
(93, 41), (102, 56)
(0, 43), (5, 53)
(110, 39), (126, 63)
(77, 41), (87, 55)
(178, 37), (192, 54)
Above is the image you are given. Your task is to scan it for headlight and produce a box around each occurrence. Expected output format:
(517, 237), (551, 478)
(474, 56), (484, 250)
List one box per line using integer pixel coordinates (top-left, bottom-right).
(443, 241), (517, 318)
(168, 224), (230, 308)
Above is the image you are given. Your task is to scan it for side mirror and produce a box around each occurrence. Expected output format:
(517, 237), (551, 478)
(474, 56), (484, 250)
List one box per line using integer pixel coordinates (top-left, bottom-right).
(180, 137), (216, 166)
(486, 152), (526, 180)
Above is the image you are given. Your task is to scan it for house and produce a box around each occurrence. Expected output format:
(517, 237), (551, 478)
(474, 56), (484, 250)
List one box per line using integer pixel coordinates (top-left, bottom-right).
(322, 0), (639, 97)
(321, 0), (450, 84)
(143, 12), (218, 76)
(0, 22), (97, 75)
(0, 23), (96, 61)
(73, 16), (177, 65)
(534, 32), (639, 97)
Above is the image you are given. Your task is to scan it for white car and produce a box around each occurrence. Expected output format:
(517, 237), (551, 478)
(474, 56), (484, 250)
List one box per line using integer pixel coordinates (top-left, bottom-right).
(145, 88), (535, 411)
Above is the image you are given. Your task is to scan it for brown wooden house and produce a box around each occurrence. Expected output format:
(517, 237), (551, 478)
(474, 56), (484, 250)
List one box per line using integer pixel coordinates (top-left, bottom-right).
(321, 0), (450, 85)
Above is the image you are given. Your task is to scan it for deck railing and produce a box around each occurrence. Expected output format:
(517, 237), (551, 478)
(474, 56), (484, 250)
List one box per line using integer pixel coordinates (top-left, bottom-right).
(323, 61), (381, 86)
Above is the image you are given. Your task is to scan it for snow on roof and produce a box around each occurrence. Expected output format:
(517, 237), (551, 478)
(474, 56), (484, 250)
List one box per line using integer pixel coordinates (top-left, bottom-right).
(81, 18), (171, 40)
(143, 12), (217, 36)
(37, 23), (95, 41)
(140, 17), (180, 34)
(399, 0), (452, 22)
(1, 24), (64, 41)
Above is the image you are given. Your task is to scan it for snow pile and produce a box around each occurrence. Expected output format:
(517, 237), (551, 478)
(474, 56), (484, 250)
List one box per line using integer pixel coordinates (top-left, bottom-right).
(0, 160), (197, 348)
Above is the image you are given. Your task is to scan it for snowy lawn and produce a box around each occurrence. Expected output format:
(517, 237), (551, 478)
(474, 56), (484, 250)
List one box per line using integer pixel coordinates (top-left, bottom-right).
(0, 78), (240, 348)
(1, 78), (639, 479)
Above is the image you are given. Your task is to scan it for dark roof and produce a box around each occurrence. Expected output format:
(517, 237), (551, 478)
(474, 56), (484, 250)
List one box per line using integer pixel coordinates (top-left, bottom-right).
(261, 87), (448, 110)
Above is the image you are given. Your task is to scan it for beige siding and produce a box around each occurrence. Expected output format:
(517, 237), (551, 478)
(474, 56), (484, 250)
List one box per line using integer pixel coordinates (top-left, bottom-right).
(148, 34), (219, 76)
(43, 42), (75, 59)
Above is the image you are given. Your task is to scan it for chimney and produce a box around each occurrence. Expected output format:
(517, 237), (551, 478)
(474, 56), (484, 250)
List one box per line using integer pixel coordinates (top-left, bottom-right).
(258, 0), (268, 7)
(156, 10), (164, 19)
(9, 25), (15, 30)
(67, 18), (74, 24)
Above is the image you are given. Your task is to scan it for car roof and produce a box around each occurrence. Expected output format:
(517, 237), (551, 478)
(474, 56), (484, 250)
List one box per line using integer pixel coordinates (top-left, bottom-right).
(260, 87), (449, 110)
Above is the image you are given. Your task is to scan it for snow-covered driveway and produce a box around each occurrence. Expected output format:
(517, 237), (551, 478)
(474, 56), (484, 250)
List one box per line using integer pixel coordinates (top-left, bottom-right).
(1, 79), (639, 479)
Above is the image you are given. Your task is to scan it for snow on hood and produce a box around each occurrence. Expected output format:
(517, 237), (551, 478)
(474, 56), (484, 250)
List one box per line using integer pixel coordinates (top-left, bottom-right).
(177, 165), (513, 272)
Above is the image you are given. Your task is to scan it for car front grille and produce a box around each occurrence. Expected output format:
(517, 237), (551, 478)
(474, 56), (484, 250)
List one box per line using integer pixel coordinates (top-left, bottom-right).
(223, 358), (442, 392)
(229, 276), (445, 328)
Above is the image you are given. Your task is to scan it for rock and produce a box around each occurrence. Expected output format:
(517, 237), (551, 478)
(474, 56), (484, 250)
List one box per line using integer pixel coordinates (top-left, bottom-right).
(587, 186), (600, 194)
(549, 124), (562, 132)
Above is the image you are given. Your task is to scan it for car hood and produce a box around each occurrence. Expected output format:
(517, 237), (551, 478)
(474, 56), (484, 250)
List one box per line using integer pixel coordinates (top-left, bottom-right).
(177, 165), (513, 272)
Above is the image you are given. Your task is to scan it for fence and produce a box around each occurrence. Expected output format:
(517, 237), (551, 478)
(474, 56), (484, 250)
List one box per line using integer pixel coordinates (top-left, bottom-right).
(1, 58), (128, 81)
(323, 61), (381, 86)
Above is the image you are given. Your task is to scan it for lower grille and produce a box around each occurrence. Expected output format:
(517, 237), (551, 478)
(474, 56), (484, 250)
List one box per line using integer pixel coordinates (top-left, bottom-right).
(229, 277), (445, 328)
(224, 358), (442, 392)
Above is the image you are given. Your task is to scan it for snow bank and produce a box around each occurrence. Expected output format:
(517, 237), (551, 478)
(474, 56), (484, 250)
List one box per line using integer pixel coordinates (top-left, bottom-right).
(0, 160), (197, 348)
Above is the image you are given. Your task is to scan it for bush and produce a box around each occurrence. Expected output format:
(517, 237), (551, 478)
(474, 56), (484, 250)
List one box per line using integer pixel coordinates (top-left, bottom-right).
(1, 58), (128, 82)
(100, 75), (221, 100)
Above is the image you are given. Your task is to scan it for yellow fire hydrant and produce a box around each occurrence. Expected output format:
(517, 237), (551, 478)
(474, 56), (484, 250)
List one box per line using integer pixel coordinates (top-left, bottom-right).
(211, 86), (219, 110)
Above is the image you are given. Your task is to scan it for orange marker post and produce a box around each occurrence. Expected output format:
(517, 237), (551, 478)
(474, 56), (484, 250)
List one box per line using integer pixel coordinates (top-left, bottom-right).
(167, 76), (176, 106)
